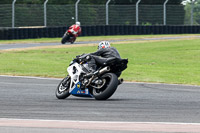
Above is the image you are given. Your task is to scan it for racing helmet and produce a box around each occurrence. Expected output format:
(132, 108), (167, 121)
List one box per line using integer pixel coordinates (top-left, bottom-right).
(76, 21), (81, 26)
(98, 41), (111, 50)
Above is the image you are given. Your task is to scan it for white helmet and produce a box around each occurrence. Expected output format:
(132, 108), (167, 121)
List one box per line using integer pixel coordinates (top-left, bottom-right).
(98, 41), (111, 50)
(76, 21), (81, 26)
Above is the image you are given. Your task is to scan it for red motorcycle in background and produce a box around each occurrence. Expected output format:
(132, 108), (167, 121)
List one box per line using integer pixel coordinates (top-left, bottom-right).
(61, 22), (81, 44)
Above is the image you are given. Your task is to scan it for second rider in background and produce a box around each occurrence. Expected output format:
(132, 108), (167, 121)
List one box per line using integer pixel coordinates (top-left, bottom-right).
(61, 21), (81, 44)
(68, 21), (82, 43)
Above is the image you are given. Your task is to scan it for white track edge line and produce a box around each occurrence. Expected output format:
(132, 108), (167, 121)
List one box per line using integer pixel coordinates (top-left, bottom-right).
(0, 118), (200, 125)
(0, 75), (199, 87)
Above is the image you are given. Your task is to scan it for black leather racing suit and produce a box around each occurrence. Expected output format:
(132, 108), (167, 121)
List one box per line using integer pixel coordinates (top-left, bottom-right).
(87, 47), (121, 72)
(91, 47), (121, 59)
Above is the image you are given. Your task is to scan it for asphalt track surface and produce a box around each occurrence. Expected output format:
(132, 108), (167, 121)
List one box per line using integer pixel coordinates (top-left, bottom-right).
(0, 75), (200, 133)
(1, 36), (200, 132)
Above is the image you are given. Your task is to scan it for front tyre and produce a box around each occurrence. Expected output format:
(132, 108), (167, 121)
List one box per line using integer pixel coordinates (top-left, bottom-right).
(56, 76), (71, 99)
(92, 73), (118, 100)
(61, 34), (70, 44)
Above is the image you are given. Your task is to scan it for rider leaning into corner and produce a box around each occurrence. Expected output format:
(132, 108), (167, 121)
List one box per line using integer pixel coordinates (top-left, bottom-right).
(83, 41), (122, 77)
(69, 21), (82, 42)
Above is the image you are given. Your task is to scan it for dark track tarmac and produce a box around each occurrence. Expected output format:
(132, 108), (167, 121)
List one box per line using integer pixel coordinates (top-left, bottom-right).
(0, 75), (200, 123)
(1, 36), (200, 132)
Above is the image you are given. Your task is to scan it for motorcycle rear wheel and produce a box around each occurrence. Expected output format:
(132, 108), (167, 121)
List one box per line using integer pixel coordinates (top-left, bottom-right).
(70, 37), (76, 44)
(55, 76), (71, 99)
(92, 73), (118, 100)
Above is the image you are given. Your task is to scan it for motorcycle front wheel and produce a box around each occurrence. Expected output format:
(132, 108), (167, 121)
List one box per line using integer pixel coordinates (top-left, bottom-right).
(55, 76), (71, 99)
(92, 73), (118, 100)
(61, 33), (70, 44)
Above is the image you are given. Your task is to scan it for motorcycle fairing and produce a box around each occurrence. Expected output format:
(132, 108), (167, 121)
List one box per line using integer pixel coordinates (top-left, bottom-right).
(67, 62), (85, 93)
(68, 29), (78, 35)
(70, 82), (93, 97)
(67, 62), (93, 97)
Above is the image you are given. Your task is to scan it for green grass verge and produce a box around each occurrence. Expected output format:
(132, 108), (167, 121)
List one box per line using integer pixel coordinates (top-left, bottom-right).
(0, 38), (200, 85)
(0, 34), (199, 44)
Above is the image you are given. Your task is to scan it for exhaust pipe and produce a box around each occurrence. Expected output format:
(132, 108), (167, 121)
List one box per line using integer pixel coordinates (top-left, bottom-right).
(84, 66), (110, 81)
(98, 66), (110, 75)
(85, 66), (110, 87)
(118, 78), (123, 85)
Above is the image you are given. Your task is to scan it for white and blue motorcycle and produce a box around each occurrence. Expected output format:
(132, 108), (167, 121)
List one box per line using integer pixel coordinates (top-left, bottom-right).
(55, 54), (128, 100)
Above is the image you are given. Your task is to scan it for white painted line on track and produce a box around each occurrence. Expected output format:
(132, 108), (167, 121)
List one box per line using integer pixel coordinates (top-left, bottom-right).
(1, 118), (200, 125)
(0, 118), (200, 132)
(125, 81), (200, 87)
(0, 75), (61, 80)
(1, 75), (200, 87)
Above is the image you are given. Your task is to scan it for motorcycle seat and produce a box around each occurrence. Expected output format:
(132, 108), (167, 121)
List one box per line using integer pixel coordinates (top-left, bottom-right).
(92, 55), (117, 66)
(113, 58), (128, 72)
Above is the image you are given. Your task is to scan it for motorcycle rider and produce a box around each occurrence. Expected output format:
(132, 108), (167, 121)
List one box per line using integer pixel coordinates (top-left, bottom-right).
(68, 21), (82, 42)
(84, 41), (121, 76)
(91, 41), (121, 59)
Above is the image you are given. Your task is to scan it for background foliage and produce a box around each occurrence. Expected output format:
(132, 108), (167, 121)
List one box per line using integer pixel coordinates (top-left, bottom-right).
(0, 0), (183, 4)
(0, 0), (189, 26)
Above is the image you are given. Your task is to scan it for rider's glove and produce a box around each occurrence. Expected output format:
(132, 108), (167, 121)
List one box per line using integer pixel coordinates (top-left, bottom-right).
(86, 55), (91, 61)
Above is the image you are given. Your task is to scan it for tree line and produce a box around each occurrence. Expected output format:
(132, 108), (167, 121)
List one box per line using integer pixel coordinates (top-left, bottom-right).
(0, 0), (185, 27)
(0, 0), (182, 5)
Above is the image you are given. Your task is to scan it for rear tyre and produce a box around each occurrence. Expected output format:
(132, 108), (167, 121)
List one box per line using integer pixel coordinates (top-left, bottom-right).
(56, 76), (71, 99)
(70, 37), (76, 44)
(92, 73), (118, 100)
